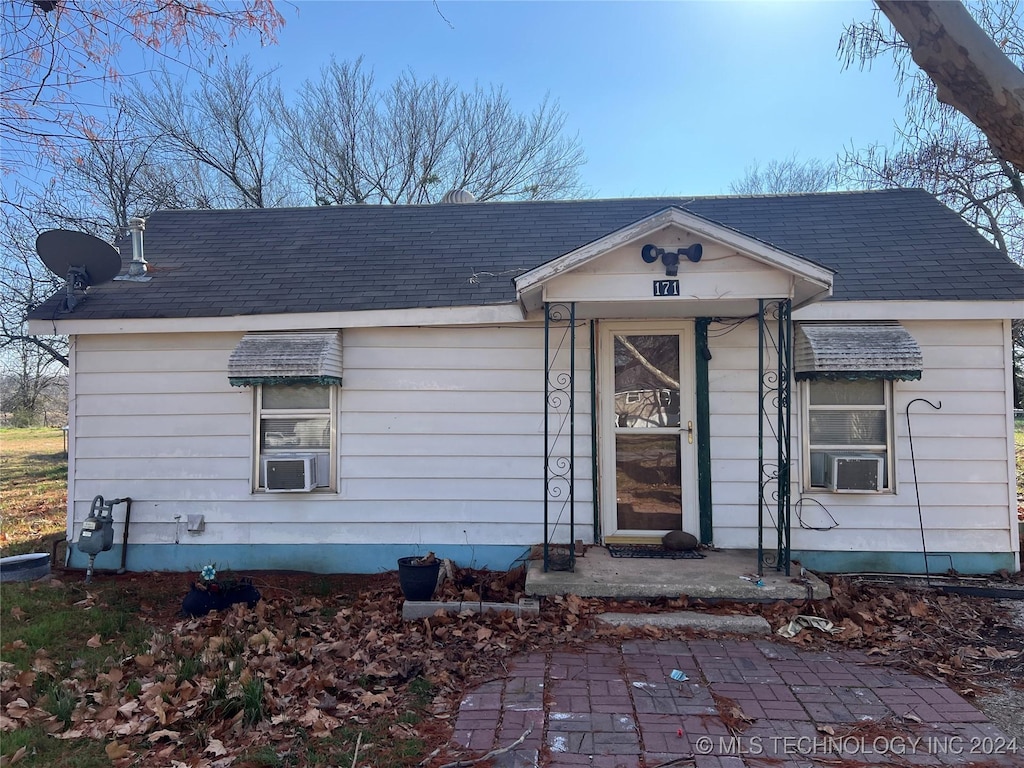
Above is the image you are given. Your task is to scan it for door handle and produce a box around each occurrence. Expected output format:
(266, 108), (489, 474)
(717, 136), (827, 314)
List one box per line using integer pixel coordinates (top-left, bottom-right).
(686, 420), (694, 444)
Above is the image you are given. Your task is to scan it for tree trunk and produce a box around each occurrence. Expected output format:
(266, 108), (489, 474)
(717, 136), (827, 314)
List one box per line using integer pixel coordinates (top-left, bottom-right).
(876, 0), (1024, 172)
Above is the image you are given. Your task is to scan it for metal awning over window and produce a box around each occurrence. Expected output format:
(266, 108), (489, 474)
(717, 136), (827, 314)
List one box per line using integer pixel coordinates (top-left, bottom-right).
(794, 322), (922, 381)
(228, 331), (343, 387)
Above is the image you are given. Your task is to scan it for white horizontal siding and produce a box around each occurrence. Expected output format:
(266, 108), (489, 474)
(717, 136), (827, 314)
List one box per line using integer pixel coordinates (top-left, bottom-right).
(74, 347), (232, 373)
(707, 434), (1012, 462)
(351, 433), (557, 457)
(101, 518), (548, 546)
(343, 391), (548, 413)
(69, 314), (1014, 564)
(342, 455), (552, 479)
(341, 411), (590, 436)
(707, 319), (1016, 555)
(76, 393), (250, 417)
(69, 325), (594, 551)
(76, 371), (232, 395)
(75, 435), (252, 459)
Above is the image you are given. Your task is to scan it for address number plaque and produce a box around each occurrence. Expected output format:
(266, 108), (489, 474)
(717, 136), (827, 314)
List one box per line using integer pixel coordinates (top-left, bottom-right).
(652, 279), (680, 297)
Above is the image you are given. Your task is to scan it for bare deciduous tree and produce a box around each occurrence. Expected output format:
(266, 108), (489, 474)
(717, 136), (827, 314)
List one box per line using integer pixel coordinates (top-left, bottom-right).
(128, 58), (295, 209)
(275, 58), (587, 204)
(729, 156), (840, 195)
(46, 102), (205, 233)
(274, 57), (376, 205)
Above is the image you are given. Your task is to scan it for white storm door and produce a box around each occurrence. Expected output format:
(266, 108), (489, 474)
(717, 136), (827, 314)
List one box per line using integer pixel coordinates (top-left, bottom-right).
(599, 322), (698, 539)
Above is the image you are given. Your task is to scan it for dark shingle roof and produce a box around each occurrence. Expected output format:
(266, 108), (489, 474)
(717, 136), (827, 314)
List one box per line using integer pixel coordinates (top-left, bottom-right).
(28, 189), (1024, 322)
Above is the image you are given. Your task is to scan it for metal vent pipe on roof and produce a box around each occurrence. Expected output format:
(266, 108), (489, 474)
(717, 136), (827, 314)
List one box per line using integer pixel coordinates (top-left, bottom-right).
(127, 217), (148, 276)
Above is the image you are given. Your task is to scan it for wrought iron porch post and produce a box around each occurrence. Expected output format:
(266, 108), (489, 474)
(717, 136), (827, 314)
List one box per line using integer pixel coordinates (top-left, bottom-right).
(758, 300), (765, 576)
(776, 299), (792, 576)
(543, 302), (577, 572)
(758, 299), (793, 577)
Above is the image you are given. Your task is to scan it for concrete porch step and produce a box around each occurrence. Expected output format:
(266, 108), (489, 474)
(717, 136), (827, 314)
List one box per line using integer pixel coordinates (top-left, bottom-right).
(525, 547), (831, 601)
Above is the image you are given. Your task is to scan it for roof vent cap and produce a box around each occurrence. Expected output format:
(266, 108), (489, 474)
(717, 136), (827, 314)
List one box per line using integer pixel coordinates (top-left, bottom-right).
(440, 189), (476, 204)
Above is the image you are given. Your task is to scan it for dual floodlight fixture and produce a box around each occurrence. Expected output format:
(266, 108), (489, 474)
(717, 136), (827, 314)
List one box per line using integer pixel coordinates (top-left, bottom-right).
(641, 243), (703, 276)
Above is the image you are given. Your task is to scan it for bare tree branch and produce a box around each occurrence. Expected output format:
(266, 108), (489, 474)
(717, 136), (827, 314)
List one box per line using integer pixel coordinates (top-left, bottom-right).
(2, 0), (286, 179)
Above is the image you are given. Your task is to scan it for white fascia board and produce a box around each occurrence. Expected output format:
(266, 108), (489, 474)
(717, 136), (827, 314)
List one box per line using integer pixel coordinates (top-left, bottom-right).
(27, 302), (527, 336)
(514, 206), (835, 296)
(794, 300), (1024, 321)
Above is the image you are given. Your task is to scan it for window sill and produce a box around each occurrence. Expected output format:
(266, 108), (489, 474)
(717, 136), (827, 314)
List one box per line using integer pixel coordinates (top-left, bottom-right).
(802, 487), (894, 496)
(252, 488), (340, 496)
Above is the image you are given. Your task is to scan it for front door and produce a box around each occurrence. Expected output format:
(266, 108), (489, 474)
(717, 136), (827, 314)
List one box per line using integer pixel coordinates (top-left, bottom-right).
(599, 322), (698, 540)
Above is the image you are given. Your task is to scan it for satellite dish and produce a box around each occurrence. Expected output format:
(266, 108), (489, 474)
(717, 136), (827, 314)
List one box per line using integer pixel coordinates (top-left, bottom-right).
(36, 230), (122, 311)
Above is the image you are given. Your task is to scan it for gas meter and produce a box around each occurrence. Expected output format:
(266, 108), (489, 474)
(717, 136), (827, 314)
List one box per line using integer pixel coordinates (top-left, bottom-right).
(78, 495), (131, 582)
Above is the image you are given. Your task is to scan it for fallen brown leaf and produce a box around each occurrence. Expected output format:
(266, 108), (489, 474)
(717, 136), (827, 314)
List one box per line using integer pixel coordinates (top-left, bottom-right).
(358, 690), (390, 707)
(104, 741), (131, 760)
(909, 600), (929, 618)
(147, 729), (180, 743)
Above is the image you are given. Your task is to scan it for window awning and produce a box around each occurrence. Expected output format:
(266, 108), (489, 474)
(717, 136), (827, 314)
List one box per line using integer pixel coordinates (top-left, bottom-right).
(228, 331), (343, 387)
(794, 322), (922, 381)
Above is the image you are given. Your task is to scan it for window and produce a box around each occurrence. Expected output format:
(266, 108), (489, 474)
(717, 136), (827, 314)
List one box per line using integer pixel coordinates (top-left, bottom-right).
(255, 384), (337, 491)
(803, 379), (893, 491)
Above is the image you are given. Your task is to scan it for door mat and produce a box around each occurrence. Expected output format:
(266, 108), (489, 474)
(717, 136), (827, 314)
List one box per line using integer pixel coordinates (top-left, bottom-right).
(608, 545), (705, 560)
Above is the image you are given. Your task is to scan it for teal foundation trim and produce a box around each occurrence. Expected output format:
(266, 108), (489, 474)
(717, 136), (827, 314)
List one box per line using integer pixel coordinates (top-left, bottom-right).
(792, 550), (1017, 575)
(695, 318), (713, 544)
(67, 543), (532, 574)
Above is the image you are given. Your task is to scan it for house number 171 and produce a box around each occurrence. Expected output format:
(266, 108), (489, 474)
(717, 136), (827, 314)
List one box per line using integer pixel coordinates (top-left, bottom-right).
(653, 280), (680, 297)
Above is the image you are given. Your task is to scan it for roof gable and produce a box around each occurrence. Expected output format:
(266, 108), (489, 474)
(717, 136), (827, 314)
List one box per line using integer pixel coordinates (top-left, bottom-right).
(515, 206), (833, 313)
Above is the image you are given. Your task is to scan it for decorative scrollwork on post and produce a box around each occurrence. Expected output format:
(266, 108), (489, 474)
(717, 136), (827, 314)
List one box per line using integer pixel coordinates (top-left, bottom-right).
(544, 302), (577, 572)
(758, 299), (793, 576)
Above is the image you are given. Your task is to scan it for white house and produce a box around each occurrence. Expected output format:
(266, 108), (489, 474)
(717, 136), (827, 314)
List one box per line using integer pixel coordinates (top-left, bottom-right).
(28, 189), (1024, 576)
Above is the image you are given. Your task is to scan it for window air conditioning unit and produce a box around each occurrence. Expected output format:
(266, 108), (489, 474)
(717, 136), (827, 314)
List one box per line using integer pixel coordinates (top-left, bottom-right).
(824, 453), (884, 493)
(263, 454), (317, 492)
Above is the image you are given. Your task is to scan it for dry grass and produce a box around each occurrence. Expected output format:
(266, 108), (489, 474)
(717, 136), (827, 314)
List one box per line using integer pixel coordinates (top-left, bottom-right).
(0, 428), (67, 556)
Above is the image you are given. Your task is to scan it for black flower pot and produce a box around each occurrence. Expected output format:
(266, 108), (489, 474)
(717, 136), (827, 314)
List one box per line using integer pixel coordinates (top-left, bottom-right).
(397, 556), (440, 601)
(182, 580), (261, 617)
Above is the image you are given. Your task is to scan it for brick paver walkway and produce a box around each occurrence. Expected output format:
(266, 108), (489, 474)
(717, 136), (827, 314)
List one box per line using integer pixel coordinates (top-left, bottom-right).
(453, 639), (1021, 767)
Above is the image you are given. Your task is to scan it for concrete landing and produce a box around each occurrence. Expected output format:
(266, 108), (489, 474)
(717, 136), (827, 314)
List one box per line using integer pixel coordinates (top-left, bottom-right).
(525, 548), (830, 601)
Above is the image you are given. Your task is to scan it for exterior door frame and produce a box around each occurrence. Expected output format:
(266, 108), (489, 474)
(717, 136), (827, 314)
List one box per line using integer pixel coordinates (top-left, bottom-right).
(597, 320), (699, 541)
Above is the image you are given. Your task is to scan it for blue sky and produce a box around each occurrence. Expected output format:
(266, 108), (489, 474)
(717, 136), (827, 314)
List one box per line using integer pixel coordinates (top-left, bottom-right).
(209, 0), (906, 198)
(9, 2), (909, 201)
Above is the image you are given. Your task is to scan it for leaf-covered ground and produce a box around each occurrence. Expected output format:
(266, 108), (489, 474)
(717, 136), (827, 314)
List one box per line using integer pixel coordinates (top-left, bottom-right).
(2, 564), (1022, 768)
